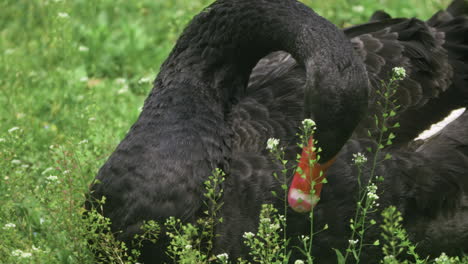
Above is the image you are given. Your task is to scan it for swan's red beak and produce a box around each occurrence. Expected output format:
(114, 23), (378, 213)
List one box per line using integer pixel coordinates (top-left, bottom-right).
(288, 136), (336, 213)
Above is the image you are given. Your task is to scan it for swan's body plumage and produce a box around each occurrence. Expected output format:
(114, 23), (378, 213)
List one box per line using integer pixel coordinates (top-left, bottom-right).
(88, 0), (468, 262)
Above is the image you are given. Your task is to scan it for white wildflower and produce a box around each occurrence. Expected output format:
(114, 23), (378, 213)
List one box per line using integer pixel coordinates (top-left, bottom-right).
(12, 249), (23, 257)
(352, 5), (365, 13)
(216, 253), (229, 260)
(243, 232), (255, 239)
(88, 117), (96, 121)
(138, 76), (152, 84)
(4, 223), (16, 229)
(41, 167), (54, 175)
(115, 78), (126, 85)
(8, 127), (20, 133)
(11, 159), (21, 165)
(117, 85), (129, 94)
(270, 223), (280, 230)
(266, 138), (280, 150)
(79, 76), (89, 82)
(295, 260), (305, 264)
(185, 244), (192, 249)
(300, 235), (310, 241)
(302, 118), (316, 129)
(4, 176), (9, 180)
(57, 12), (69, 18)
(435, 252), (449, 263)
(352, 152), (367, 165)
(46, 175), (58, 182)
(78, 45), (89, 52)
(392, 67), (406, 80)
(11, 249), (31, 258)
(32, 245), (40, 251)
(348, 239), (359, 246)
(40, 218), (45, 225)
(21, 252), (32, 258)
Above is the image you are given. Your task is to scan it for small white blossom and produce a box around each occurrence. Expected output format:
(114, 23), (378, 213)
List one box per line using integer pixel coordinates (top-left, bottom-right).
(46, 175), (58, 182)
(78, 45), (89, 52)
(138, 76), (152, 84)
(11, 159), (21, 165)
(295, 260), (305, 264)
(352, 152), (367, 165)
(266, 138), (280, 150)
(8, 127), (20, 133)
(348, 239), (359, 246)
(4, 223), (16, 229)
(12, 249), (23, 257)
(40, 218), (45, 225)
(392, 67), (406, 80)
(88, 117), (96, 121)
(57, 12), (69, 18)
(302, 118), (316, 129)
(270, 223), (280, 230)
(21, 252), (32, 258)
(41, 167), (54, 175)
(435, 252), (450, 263)
(243, 232), (255, 239)
(216, 253), (229, 260)
(352, 5), (365, 13)
(117, 85), (129, 94)
(79, 76), (89, 82)
(11, 249), (32, 258)
(115, 78), (126, 84)
(185, 244), (192, 249)
(32, 245), (40, 251)
(300, 235), (310, 241)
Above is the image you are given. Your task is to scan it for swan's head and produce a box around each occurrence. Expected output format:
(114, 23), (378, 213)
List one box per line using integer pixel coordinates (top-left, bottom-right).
(288, 55), (369, 213)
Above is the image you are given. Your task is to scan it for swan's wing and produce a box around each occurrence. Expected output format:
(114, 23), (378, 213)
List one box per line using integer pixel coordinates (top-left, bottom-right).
(345, 2), (468, 144)
(344, 18), (453, 139)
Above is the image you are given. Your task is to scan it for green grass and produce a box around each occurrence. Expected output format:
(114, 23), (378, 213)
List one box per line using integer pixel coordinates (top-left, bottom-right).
(0, 0), (454, 263)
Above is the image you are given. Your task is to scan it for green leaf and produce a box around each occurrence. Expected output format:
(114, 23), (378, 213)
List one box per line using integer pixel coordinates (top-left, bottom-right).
(334, 249), (346, 264)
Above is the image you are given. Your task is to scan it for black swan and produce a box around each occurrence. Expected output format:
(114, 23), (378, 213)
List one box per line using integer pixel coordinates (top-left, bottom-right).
(87, 0), (468, 262)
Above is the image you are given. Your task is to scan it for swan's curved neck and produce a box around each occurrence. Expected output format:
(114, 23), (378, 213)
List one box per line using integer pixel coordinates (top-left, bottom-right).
(149, 0), (368, 162)
(142, 0), (368, 175)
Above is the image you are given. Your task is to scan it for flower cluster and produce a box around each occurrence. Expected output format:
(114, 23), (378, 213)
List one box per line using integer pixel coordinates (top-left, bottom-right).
(367, 183), (380, 207)
(243, 232), (255, 239)
(216, 253), (229, 262)
(11, 249), (32, 258)
(302, 119), (316, 130)
(266, 138), (280, 151)
(392, 67), (406, 80)
(3, 223), (16, 229)
(352, 152), (367, 165)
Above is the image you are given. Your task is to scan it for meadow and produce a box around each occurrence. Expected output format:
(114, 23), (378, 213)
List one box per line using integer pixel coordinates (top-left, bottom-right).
(0, 0), (459, 263)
